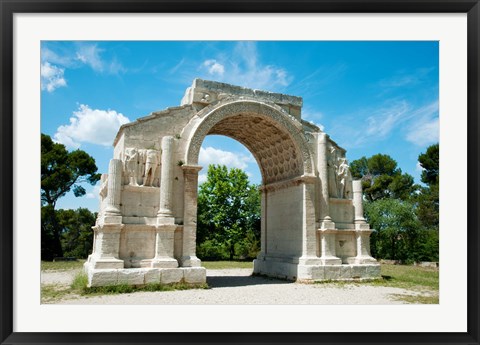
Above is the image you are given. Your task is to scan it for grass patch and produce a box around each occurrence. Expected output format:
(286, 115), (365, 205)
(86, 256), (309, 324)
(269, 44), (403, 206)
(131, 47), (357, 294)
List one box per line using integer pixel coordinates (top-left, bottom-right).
(390, 293), (439, 304)
(41, 260), (85, 271)
(41, 284), (76, 303)
(46, 272), (208, 297)
(202, 260), (253, 269)
(84, 281), (209, 295)
(370, 264), (439, 291)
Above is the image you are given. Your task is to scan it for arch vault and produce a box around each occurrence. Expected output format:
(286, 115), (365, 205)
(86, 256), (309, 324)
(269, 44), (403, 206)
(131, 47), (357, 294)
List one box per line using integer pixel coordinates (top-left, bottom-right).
(84, 79), (380, 287)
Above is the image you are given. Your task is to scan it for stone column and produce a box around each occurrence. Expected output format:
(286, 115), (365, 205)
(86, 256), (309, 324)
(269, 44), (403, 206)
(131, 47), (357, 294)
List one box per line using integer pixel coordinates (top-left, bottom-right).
(317, 133), (335, 229)
(157, 136), (174, 221)
(104, 159), (122, 217)
(87, 158), (125, 269)
(351, 180), (376, 264)
(152, 136), (178, 267)
(353, 180), (367, 225)
(180, 165), (202, 267)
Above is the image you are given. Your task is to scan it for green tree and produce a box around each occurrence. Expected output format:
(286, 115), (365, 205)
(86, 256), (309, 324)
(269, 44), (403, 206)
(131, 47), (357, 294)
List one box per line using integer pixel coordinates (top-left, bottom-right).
(365, 198), (422, 263)
(416, 144), (439, 253)
(350, 154), (418, 202)
(197, 165), (260, 260)
(418, 143), (439, 186)
(57, 208), (97, 259)
(41, 133), (100, 260)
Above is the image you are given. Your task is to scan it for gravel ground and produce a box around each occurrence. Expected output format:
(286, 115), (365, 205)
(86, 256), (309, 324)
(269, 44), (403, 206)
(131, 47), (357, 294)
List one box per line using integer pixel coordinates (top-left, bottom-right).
(42, 268), (424, 305)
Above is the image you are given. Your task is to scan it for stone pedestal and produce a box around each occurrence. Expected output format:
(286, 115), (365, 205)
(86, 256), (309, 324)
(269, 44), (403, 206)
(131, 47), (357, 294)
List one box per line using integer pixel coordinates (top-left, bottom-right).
(87, 223), (124, 269)
(150, 224), (178, 268)
(318, 229), (342, 265)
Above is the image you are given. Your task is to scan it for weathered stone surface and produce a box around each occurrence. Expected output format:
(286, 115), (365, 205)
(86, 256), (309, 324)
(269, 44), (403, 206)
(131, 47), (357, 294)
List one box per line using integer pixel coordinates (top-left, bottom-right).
(86, 78), (379, 287)
(144, 268), (161, 284)
(88, 269), (118, 287)
(161, 268), (184, 284)
(183, 267), (206, 284)
(117, 268), (146, 285)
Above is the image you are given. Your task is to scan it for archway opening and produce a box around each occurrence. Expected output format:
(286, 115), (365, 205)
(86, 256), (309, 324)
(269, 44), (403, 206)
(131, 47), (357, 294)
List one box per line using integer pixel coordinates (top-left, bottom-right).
(196, 135), (262, 263)
(185, 108), (312, 280)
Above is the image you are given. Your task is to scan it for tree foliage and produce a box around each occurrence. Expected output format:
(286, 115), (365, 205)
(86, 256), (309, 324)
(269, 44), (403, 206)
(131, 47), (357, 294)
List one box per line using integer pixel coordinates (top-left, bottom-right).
(41, 133), (100, 208)
(197, 165), (260, 260)
(352, 148), (439, 263)
(418, 143), (439, 186)
(350, 154), (418, 202)
(41, 133), (100, 260)
(416, 143), (439, 232)
(57, 208), (97, 258)
(365, 199), (422, 263)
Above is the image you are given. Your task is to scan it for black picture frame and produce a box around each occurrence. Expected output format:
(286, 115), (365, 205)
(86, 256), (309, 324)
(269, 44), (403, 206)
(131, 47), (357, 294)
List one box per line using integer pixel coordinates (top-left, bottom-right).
(1, 1), (479, 344)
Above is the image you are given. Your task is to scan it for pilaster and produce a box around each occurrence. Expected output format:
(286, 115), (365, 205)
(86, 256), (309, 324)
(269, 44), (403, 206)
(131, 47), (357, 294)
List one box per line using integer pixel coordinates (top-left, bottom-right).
(180, 165), (202, 267)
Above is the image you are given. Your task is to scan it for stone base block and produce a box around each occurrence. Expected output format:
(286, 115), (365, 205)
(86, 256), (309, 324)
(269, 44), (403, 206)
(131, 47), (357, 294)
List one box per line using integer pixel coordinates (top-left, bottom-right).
(253, 258), (299, 280)
(307, 264), (381, 282)
(253, 257), (380, 282)
(184, 267), (207, 284)
(84, 264), (207, 287)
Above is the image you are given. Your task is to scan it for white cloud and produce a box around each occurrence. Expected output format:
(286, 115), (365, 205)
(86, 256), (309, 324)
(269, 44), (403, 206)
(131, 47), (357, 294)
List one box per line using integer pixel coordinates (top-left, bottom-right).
(54, 104), (130, 149)
(198, 174), (208, 185)
(76, 44), (104, 71)
(329, 99), (438, 149)
(416, 161), (425, 172)
(75, 43), (125, 74)
(363, 101), (410, 141)
(199, 146), (254, 170)
(405, 116), (439, 147)
(379, 67), (435, 89)
(199, 42), (291, 91)
(86, 184), (101, 199)
(203, 59), (225, 76)
(41, 62), (67, 92)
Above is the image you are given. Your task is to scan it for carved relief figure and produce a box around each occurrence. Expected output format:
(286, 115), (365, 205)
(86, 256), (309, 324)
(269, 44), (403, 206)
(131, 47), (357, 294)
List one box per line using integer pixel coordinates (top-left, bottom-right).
(337, 157), (352, 199)
(327, 144), (338, 198)
(124, 148), (140, 186)
(123, 147), (161, 187)
(143, 149), (160, 187)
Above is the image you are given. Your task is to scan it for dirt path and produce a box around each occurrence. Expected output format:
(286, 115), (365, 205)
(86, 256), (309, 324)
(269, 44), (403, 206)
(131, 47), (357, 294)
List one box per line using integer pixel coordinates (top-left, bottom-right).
(41, 268), (432, 305)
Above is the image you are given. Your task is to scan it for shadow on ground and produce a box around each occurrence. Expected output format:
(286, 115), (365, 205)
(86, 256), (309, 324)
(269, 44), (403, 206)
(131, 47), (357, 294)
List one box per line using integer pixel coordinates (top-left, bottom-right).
(207, 274), (292, 288)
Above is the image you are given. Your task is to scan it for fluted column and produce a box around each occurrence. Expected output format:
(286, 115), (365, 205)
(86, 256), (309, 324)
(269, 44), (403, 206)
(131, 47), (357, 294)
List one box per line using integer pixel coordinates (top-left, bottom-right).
(104, 159), (122, 216)
(317, 133), (335, 229)
(157, 136), (174, 221)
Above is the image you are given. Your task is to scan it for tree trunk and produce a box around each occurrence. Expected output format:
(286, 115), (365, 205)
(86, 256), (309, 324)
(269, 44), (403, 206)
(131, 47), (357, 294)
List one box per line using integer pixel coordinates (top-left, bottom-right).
(48, 207), (63, 259)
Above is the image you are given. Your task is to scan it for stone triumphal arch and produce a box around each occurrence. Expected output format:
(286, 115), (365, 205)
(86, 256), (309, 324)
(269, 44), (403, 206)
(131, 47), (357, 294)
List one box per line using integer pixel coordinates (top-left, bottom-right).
(84, 79), (380, 287)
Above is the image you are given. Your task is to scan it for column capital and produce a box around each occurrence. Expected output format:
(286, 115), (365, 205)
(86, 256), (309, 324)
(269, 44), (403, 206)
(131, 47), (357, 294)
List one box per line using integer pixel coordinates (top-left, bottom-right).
(181, 164), (203, 173)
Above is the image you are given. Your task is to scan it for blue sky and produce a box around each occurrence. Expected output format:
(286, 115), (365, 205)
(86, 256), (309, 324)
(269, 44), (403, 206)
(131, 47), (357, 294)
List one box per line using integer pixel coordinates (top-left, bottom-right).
(41, 41), (439, 212)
